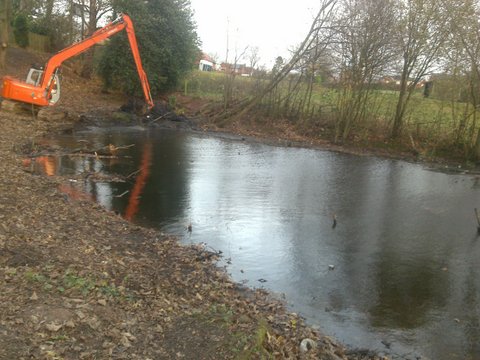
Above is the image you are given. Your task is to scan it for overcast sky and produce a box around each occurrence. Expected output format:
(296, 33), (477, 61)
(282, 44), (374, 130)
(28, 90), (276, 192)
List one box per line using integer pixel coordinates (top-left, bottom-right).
(189, 0), (321, 68)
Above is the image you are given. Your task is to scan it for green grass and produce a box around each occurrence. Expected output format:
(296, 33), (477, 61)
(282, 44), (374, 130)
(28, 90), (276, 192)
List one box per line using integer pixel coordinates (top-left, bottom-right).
(183, 70), (475, 127)
(23, 267), (128, 299)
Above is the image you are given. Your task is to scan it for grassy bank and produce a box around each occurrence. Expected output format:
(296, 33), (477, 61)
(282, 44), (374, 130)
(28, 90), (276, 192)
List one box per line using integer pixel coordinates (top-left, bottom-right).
(178, 70), (480, 165)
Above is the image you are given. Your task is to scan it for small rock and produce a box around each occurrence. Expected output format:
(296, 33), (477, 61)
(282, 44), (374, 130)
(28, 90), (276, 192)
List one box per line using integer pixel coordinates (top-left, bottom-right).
(30, 292), (38, 301)
(381, 339), (391, 349)
(120, 335), (132, 348)
(97, 299), (107, 306)
(123, 332), (136, 341)
(328, 265), (335, 270)
(102, 341), (114, 349)
(75, 311), (86, 319)
(65, 320), (75, 328)
(86, 316), (101, 330)
(300, 338), (317, 353)
(45, 322), (63, 332)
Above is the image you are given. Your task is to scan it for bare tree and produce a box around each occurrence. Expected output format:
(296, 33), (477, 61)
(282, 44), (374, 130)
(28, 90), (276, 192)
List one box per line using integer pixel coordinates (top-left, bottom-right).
(216, 0), (338, 124)
(391, 0), (448, 138)
(0, 0), (10, 70)
(332, 0), (397, 142)
(247, 46), (260, 75)
(45, 0), (53, 22)
(80, 0), (111, 79)
(223, 44), (248, 110)
(443, 0), (480, 159)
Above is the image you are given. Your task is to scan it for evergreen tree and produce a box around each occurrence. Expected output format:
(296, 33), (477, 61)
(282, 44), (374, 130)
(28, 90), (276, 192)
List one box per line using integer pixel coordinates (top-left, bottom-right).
(98, 0), (199, 97)
(13, 13), (28, 48)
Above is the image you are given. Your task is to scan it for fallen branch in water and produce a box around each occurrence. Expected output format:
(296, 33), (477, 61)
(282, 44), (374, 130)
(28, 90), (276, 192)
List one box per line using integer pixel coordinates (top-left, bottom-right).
(114, 190), (130, 198)
(150, 112), (172, 123)
(106, 144), (135, 151)
(68, 153), (121, 159)
(127, 169), (141, 179)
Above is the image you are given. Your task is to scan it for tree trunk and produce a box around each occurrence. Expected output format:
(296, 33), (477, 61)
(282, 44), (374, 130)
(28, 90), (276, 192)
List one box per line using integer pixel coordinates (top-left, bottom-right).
(45, 0), (54, 23)
(392, 66), (409, 138)
(68, 0), (74, 43)
(0, 0), (9, 70)
(474, 128), (480, 162)
(80, 0), (97, 79)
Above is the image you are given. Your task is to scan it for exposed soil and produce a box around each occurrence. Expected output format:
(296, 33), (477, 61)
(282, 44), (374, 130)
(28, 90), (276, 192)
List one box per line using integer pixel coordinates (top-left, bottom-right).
(0, 47), (393, 360)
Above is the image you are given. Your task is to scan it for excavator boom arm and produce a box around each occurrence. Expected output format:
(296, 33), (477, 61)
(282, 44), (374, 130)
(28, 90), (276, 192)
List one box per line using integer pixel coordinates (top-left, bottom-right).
(122, 16), (154, 110)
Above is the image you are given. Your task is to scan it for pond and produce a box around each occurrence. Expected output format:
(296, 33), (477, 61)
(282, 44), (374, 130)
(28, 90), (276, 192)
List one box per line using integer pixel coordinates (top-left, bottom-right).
(31, 127), (480, 359)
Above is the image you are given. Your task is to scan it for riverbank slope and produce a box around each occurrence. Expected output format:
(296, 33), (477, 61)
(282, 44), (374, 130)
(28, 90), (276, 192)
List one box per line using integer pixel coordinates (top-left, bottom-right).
(0, 48), (386, 359)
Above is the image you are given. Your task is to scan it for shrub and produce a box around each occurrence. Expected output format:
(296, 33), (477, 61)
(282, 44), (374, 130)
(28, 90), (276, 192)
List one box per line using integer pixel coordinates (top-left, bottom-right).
(13, 14), (29, 48)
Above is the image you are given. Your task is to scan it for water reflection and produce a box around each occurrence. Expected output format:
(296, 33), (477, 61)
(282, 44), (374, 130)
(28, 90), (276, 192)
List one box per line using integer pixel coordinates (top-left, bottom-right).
(24, 156), (57, 176)
(125, 143), (152, 221)
(30, 128), (480, 359)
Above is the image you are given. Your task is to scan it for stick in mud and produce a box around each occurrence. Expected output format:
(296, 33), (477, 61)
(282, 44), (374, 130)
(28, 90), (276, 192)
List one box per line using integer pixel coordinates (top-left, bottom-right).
(475, 208), (480, 234)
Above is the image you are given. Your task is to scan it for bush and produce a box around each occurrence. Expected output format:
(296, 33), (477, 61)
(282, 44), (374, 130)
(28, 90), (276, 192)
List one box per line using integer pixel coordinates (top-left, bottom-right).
(13, 14), (29, 48)
(98, 0), (200, 96)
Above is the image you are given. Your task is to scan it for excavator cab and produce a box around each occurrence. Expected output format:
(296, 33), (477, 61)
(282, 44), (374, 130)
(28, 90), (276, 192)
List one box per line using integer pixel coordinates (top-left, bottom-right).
(25, 65), (61, 105)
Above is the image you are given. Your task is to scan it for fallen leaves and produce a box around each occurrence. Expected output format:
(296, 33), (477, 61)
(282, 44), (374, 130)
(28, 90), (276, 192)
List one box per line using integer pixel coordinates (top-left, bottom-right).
(0, 108), (358, 360)
(45, 322), (62, 332)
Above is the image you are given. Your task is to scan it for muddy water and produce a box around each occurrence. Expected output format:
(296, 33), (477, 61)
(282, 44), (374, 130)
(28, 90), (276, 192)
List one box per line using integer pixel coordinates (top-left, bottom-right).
(34, 128), (480, 359)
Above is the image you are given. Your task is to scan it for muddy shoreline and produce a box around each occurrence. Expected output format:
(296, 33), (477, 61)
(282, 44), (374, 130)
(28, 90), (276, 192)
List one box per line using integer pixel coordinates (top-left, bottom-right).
(71, 107), (479, 178)
(0, 107), (395, 359)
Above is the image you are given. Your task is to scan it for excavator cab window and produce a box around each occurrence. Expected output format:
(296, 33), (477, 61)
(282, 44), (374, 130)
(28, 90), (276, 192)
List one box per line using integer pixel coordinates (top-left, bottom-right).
(26, 68), (43, 86)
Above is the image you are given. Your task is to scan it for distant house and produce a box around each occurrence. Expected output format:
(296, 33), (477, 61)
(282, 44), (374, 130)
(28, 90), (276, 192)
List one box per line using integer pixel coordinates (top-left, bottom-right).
(220, 62), (253, 76)
(377, 75), (425, 89)
(198, 53), (217, 72)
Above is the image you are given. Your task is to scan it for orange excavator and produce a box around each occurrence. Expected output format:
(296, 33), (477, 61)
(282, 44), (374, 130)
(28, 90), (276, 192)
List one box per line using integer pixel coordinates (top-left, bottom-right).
(1, 14), (154, 110)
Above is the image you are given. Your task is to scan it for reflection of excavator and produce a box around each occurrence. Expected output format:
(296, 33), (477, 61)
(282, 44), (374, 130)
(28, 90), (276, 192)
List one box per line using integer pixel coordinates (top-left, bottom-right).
(1, 14), (154, 110)
(124, 142), (152, 221)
